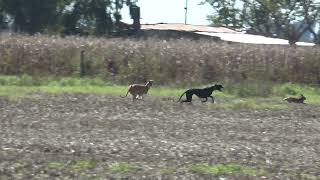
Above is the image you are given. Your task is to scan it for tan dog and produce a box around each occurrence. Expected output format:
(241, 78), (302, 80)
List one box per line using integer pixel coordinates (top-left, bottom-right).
(121, 80), (154, 101)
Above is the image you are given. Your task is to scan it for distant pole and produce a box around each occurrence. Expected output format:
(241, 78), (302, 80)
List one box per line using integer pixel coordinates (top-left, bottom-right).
(184, 0), (188, 24)
(80, 50), (85, 77)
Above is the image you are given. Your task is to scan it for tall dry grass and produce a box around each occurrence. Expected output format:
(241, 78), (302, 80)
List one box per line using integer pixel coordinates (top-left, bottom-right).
(0, 34), (320, 86)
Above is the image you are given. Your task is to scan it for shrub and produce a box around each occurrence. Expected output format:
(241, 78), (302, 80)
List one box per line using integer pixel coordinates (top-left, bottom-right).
(1, 34), (320, 86)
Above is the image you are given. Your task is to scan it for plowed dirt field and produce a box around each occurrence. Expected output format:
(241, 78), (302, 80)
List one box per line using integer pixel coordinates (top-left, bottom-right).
(0, 94), (319, 179)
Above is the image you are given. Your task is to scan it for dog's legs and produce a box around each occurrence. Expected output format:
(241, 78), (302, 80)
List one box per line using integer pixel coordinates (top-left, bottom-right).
(138, 95), (144, 101)
(181, 99), (192, 103)
(185, 94), (193, 102)
(181, 94), (192, 103)
(209, 96), (215, 103)
(201, 97), (208, 103)
(132, 94), (138, 101)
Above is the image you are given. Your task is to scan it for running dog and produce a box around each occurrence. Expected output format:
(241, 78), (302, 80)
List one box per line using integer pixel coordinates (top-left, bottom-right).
(177, 84), (224, 103)
(283, 94), (306, 104)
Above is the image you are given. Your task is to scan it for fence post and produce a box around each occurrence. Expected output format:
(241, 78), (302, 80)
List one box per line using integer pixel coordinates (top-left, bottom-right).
(80, 50), (85, 77)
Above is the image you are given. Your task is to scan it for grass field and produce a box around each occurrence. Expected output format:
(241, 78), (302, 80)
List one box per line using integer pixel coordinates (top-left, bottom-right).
(0, 75), (319, 106)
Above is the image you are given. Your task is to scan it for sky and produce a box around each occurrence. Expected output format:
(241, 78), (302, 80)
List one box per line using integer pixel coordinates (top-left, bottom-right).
(121, 0), (212, 25)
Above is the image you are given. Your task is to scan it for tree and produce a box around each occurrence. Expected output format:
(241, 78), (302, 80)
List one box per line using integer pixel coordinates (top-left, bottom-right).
(1, 0), (67, 34)
(201, 0), (243, 27)
(62, 0), (138, 36)
(202, 0), (320, 45)
(0, 0), (6, 29)
(0, 0), (139, 35)
(300, 0), (320, 44)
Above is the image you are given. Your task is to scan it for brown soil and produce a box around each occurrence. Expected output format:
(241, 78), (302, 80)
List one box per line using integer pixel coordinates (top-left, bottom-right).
(0, 94), (319, 179)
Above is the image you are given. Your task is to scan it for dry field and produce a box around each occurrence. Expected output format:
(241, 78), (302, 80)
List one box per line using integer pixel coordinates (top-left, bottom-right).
(1, 35), (320, 85)
(0, 93), (320, 179)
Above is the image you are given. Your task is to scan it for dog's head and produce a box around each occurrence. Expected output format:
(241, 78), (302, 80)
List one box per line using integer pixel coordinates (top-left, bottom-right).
(300, 94), (306, 100)
(212, 84), (224, 91)
(146, 80), (154, 86)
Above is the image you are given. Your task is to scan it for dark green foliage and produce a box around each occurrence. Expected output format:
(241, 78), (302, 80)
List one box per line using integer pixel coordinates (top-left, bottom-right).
(203, 0), (243, 28)
(62, 0), (114, 36)
(0, 0), (6, 29)
(1, 0), (65, 34)
(0, 0), (137, 35)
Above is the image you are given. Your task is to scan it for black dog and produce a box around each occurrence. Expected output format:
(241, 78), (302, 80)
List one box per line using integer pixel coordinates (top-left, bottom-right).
(177, 84), (224, 103)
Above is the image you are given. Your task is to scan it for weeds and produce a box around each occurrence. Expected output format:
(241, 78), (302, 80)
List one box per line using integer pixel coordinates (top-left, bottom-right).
(108, 162), (139, 173)
(224, 81), (274, 98)
(160, 167), (177, 174)
(47, 162), (65, 169)
(189, 163), (267, 176)
(69, 160), (96, 171)
(1, 35), (320, 85)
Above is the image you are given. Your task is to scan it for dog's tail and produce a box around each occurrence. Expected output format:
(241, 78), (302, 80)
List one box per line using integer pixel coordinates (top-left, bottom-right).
(120, 86), (131, 98)
(177, 91), (187, 102)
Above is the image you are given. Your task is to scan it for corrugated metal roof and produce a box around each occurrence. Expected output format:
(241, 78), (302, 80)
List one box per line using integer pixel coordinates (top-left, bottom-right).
(196, 32), (315, 46)
(141, 23), (236, 33)
(141, 23), (315, 46)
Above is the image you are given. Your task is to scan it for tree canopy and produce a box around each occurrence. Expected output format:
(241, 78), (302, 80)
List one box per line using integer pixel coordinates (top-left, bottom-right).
(202, 0), (320, 44)
(0, 0), (138, 35)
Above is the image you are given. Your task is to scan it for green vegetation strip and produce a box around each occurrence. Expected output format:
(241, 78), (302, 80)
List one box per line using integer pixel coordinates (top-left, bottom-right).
(70, 160), (97, 171)
(0, 75), (320, 105)
(108, 162), (140, 173)
(189, 164), (267, 176)
(43, 161), (319, 179)
(47, 162), (65, 169)
(0, 75), (186, 98)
